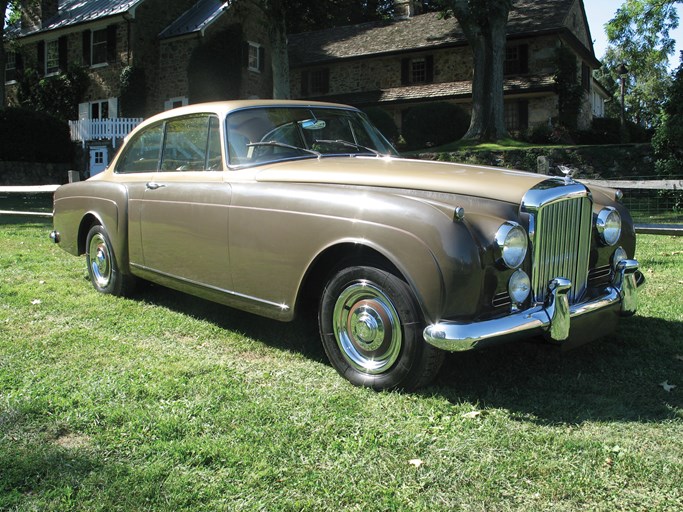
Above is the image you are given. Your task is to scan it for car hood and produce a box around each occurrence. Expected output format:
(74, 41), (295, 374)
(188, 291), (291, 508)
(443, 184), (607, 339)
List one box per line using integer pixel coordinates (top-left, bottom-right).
(254, 156), (551, 205)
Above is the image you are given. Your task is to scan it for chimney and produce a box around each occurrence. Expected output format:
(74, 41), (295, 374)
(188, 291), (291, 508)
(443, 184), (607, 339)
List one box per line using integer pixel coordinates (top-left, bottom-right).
(21, 0), (59, 31)
(394, 0), (416, 19)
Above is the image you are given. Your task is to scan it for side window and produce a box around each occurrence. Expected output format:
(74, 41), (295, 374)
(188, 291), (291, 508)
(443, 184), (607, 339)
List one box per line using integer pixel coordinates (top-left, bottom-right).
(160, 115), (222, 172)
(116, 124), (163, 173)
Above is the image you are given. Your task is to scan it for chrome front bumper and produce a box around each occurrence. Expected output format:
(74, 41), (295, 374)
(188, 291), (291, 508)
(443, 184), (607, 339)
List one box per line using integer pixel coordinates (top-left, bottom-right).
(423, 259), (641, 352)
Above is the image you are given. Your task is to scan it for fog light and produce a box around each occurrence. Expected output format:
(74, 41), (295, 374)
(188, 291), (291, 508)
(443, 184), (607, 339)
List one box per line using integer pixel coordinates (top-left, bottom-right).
(612, 246), (628, 271)
(509, 269), (531, 305)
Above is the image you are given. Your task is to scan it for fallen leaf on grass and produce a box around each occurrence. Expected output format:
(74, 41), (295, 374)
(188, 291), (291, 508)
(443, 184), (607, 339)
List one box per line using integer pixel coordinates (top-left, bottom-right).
(659, 381), (676, 392)
(408, 459), (424, 468)
(30, 299), (42, 305)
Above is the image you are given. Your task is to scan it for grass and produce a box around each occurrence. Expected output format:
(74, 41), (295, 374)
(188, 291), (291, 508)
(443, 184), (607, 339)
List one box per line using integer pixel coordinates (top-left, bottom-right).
(1, 218), (682, 511)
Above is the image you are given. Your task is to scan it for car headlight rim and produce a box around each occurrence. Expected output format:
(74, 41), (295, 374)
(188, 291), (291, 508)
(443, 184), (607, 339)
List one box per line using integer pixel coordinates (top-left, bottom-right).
(597, 207), (622, 246)
(495, 221), (528, 269)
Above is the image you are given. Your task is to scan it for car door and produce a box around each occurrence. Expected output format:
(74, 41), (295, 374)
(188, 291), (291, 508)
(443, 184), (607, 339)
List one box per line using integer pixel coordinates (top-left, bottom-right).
(137, 114), (233, 291)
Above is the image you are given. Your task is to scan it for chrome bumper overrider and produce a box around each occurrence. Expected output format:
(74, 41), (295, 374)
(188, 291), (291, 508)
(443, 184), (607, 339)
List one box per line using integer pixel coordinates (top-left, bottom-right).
(423, 259), (641, 352)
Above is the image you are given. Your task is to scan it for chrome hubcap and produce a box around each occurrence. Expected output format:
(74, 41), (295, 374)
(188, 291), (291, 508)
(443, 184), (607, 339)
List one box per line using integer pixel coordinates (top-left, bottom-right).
(333, 280), (402, 374)
(88, 233), (111, 288)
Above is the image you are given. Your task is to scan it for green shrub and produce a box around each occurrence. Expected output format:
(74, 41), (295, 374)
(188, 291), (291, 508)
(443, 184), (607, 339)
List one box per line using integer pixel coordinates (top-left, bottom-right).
(402, 102), (469, 149)
(0, 108), (73, 162)
(363, 107), (399, 144)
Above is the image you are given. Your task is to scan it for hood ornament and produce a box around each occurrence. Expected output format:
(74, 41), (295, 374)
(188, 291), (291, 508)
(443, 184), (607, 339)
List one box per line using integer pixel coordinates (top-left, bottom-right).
(557, 165), (577, 185)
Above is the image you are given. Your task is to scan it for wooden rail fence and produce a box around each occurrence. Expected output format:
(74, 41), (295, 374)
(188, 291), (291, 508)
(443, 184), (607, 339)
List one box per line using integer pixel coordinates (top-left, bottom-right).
(1, 179), (681, 234)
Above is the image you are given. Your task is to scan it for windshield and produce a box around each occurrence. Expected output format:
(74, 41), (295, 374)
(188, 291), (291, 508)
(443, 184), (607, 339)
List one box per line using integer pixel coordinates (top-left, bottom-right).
(226, 106), (398, 168)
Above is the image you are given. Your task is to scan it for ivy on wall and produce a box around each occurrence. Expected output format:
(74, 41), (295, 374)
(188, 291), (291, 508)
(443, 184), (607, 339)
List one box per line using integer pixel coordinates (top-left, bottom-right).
(17, 65), (89, 122)
(120, 66), (147, 118)
(554, 46), (585, 130)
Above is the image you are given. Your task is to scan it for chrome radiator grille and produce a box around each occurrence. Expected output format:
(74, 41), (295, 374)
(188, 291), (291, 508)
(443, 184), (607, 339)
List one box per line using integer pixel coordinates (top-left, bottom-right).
(530, 195), (592, 304)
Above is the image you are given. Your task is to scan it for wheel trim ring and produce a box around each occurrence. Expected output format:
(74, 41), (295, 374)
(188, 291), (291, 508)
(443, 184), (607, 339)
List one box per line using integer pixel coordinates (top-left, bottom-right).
(332, 280), (403, 375)
(88, 233), (112, 288)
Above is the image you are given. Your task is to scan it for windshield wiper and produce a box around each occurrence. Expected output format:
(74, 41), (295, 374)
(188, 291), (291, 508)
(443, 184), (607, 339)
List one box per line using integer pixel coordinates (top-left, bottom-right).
(247, 141), (321, 157)
(314, 139), (382, 156)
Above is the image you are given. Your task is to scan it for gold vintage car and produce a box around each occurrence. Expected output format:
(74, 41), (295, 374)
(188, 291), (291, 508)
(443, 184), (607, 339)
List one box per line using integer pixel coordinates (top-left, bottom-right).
(51, 100), (644, 390)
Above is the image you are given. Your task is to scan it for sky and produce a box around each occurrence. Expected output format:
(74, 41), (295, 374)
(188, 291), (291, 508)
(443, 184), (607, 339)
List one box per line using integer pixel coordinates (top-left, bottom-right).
(583, 0), (683, 69)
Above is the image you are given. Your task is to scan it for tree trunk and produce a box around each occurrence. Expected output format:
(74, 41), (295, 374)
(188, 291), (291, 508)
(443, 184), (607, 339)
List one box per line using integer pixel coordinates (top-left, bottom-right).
(449, 0), (512, 142)
(0, 1), (8, 109)
(268, 4), (290, 99)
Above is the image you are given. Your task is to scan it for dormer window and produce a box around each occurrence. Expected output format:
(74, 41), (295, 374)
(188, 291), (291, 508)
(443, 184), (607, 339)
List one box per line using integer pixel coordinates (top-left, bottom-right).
(504, 44), (529, 75)
(401, 55), (434, 85)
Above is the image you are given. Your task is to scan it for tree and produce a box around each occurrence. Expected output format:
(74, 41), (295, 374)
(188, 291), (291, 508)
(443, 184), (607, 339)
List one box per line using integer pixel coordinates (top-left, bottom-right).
(438, 0), (512, 142)
(602, 0), (681, 127)
(653, 52), (683, 176)
(1, 0), (14, 108)
(236, 0), (289, 99)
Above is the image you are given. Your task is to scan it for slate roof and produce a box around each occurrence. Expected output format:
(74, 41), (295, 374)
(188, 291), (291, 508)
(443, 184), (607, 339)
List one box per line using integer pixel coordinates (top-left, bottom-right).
(8, 0), (144, 37)
(158, 0), (230, 40)
(289, 0), (592, 67)
(306, 74), (557, 106)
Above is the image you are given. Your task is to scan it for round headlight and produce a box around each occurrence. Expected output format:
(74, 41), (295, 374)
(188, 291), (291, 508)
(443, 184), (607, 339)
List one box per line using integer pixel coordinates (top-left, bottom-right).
(597, 207), (622, 246)
(495, 222), (528, 269)
(509, 269), (531, 305)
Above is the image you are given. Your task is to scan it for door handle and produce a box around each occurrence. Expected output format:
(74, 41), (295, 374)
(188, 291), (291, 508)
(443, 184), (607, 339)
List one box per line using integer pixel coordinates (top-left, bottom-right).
(146, 182), (166, 190)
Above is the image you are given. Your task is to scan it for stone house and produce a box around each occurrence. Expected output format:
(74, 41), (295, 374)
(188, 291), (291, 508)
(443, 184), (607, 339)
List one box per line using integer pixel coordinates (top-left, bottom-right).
(4, 0), (271, 174)
(4, 0), (608, 174)
(288, 0), (608, 135)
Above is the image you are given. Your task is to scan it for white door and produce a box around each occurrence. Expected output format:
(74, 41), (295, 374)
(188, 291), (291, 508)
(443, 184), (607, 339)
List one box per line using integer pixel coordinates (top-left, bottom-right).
(89, 146), (108, 175)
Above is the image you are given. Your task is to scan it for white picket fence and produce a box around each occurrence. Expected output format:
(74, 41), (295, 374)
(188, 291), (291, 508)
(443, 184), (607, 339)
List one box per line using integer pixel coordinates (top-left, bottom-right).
(68, 118), (143, 147)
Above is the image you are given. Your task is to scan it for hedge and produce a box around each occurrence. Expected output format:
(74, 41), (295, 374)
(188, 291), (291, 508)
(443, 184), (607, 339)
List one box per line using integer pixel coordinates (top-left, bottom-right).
(0, 108), (73, 163)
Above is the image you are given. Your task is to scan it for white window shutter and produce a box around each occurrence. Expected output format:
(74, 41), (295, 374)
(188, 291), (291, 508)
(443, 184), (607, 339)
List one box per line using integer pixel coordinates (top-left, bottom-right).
(78, 102), (89, 120)
(108, 97), (118, 118)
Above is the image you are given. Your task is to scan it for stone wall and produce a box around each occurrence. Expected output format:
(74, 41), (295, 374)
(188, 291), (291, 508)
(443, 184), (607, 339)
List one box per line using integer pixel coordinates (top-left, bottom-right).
(416, 144), (655, 179)
(0, 161), (73, 186)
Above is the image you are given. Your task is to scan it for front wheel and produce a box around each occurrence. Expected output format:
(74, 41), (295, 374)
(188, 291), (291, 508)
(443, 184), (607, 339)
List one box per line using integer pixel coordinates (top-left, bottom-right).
(85, 224), (136, 297)
(319, 266), (443, 391)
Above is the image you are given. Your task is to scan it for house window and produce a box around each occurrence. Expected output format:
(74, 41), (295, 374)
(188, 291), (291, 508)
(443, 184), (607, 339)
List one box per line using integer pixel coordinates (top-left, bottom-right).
(401, 55), (434, 85)
(164, 97), (189, 110)
(411, 58), (427, 83)
(301, 69), (330, 96)
(83, 25), (116, 67)
(5, 52), (16, 83)
(504, 100), (529, 131)
(504, 44), (529, 75)
(248, 42), (261, 72)
(91, 28), (108, 65)
(46, 40), (59, 75)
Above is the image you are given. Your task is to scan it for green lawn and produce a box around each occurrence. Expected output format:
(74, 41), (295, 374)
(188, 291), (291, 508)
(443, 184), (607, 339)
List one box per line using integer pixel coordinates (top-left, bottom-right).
(1, 219), (681, 511)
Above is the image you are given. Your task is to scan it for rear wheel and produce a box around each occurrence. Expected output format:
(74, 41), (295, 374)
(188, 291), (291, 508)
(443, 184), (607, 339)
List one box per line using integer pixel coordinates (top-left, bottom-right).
(85, 224), (136, 297)
(319, 266), (443, 391)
